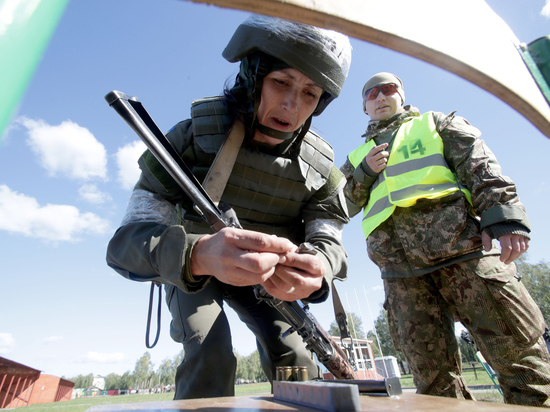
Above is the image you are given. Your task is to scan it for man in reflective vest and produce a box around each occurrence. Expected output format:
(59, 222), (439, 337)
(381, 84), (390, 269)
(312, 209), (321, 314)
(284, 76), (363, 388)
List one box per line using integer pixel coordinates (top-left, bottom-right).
(341, 72), (550, 407)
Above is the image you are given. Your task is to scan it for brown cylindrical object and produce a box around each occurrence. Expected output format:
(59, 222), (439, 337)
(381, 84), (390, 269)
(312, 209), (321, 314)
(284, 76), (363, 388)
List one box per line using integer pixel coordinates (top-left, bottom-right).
(283, 366), (292, 381)
(291, 366), (299, 381)
(298, 366), (308, 381)
(275, 366), (283, 381)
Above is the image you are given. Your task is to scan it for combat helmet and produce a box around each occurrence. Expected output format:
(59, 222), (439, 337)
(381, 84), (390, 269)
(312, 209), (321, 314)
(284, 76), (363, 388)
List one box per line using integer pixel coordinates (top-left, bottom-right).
(223, 14), (352, 140)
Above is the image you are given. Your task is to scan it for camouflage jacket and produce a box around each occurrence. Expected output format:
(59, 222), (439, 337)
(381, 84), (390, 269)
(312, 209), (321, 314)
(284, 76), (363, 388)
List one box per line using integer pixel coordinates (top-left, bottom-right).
(340, 106), (530, 278)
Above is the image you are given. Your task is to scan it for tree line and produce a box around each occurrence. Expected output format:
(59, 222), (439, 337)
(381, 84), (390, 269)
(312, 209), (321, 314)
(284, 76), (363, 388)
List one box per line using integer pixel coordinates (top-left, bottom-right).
(65, 349), (267, 390)
(67, 256), (548, 388)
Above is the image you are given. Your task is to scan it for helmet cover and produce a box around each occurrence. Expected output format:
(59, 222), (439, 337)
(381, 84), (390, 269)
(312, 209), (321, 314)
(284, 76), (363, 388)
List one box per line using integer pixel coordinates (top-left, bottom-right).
(223, 15), (352, 115)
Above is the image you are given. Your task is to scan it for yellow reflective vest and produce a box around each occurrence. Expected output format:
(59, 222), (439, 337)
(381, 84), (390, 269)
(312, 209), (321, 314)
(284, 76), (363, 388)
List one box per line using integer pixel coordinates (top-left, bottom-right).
(349, 112), (472, 239)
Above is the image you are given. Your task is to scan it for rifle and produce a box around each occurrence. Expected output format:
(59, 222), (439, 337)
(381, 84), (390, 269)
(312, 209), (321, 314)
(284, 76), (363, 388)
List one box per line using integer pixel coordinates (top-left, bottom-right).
(105, 90), (358, 380)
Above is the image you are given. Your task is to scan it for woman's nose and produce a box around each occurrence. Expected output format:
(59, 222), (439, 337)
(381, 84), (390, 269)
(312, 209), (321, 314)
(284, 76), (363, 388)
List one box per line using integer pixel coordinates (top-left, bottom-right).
(282, 90), (299, 112)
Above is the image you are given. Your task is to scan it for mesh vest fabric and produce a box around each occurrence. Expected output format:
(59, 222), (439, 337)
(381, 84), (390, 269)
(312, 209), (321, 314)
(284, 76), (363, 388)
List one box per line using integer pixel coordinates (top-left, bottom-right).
(141, 96), (336, 242)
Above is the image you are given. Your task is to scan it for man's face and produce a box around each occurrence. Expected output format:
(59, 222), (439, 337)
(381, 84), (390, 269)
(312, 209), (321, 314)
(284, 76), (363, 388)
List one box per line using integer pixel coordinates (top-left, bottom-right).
(253, 68), (322, 146)
(364, 83), (404, 121)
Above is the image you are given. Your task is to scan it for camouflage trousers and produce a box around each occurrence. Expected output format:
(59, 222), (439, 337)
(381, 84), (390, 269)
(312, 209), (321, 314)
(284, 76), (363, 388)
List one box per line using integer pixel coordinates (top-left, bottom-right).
(384, 255), (550, 407)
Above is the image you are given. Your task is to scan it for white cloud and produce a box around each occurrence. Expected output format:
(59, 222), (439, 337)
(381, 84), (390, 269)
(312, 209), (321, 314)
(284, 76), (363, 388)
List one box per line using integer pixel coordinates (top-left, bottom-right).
(0, 333), (15, 354)
(536, 182), (548, 194)
(0, 185), (111, 242)
(78, 351), (125, 364)
(19, 117), (108, 181)
(543, 0), (550, 17)
(43, 336), (63, 343)
(78, 183), (112, 204)
(116, 140), (146, 190)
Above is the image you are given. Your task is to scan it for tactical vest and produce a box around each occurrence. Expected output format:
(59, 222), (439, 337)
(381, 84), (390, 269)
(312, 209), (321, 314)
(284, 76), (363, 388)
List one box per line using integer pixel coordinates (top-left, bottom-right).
(349, 112), (472, 239)
(181, 96), (337, 242)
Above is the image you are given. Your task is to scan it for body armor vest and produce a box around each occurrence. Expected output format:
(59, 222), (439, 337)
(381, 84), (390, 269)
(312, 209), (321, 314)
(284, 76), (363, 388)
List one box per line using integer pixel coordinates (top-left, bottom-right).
(182, 96), (336, 242)
(349, 112), (472, 239)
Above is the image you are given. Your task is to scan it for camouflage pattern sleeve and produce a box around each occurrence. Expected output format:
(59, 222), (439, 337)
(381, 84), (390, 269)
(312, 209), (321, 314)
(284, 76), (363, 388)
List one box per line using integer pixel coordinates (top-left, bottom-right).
(437, 112), (530, 232)
(340, 158), (369, 218)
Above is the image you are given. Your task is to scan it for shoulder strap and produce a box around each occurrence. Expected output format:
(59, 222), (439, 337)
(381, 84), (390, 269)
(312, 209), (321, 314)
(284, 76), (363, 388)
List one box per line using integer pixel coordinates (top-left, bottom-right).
(202, 119), (245, 204)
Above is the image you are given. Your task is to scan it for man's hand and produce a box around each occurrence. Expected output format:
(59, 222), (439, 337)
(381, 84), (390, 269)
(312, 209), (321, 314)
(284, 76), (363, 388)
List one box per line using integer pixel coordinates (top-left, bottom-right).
(365, 142), (389, 173)
(262, 249), (326, 301)
(190, 227), (295, 286)
(482, 231), (529, 265)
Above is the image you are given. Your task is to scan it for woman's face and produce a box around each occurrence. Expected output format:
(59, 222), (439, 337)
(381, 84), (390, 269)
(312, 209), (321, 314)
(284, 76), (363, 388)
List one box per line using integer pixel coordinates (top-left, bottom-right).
(253, 68), (322, 146)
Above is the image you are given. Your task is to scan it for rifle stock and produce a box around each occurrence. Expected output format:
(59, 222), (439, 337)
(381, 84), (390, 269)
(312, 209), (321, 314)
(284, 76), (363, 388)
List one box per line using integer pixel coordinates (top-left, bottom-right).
(105, 90), (358, 380)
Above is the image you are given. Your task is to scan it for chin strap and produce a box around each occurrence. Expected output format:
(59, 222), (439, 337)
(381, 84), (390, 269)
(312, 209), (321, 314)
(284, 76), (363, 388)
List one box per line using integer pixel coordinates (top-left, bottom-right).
(253, 116), (313, 157)
(249, 55), (269, 130)
(254, 121), (296, 140)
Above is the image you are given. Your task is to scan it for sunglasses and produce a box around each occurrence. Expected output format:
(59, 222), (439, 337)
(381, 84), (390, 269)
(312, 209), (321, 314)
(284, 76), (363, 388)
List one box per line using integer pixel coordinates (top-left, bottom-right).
(364, 83), (399, 101)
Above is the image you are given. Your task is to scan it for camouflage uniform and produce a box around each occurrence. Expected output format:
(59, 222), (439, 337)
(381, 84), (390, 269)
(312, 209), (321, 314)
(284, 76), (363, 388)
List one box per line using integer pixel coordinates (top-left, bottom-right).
(341, 106), (550, 407)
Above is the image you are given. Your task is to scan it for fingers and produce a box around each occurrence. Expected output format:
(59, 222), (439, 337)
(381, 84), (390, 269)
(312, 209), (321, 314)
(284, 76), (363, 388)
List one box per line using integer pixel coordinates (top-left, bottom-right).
(235, 248), (282, 277)
(263, 273), (304, 301)
(190, 228), (295, 285)
(262, 277), (299, 301)
(499, 236), (512, 264)
(263, 252), (325, 301)
(225, 228), (295, 254)
(368, 144), (389, 161)
(279, 251), (325, 274)
(366, 143), (389, 173)
(481, 230), (493, 252)
(373, 143), (389, 151)
(498, 234), (529, 265)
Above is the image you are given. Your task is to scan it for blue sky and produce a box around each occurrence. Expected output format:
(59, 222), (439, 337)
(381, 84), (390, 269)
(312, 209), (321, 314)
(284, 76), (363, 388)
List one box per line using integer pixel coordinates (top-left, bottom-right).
(1, 0), (549, 379)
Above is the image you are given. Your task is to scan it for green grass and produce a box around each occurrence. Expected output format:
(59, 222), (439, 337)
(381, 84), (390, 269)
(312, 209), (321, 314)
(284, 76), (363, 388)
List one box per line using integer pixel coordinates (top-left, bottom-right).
(14, 374), (505, 412)
(13, 385), (273, 412)
(234, 382), (271, 396)
(399, 367), (500, 388)
(399, 367), (504, 404)
(13, 393), (177, 412)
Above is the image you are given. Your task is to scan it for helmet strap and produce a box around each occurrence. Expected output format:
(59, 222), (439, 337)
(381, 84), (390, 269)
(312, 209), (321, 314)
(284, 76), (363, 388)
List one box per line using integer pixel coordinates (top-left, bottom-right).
(277, 116), (312, 156)
(254, 121), (296, 141)
(251, 116), (312, 156)
(250, 55), (270, 129)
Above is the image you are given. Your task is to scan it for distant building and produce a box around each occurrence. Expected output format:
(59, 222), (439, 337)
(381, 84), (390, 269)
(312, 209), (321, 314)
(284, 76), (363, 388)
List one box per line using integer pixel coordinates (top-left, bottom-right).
(0, 357), (74, 408)
(92, 375), (105, 390)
